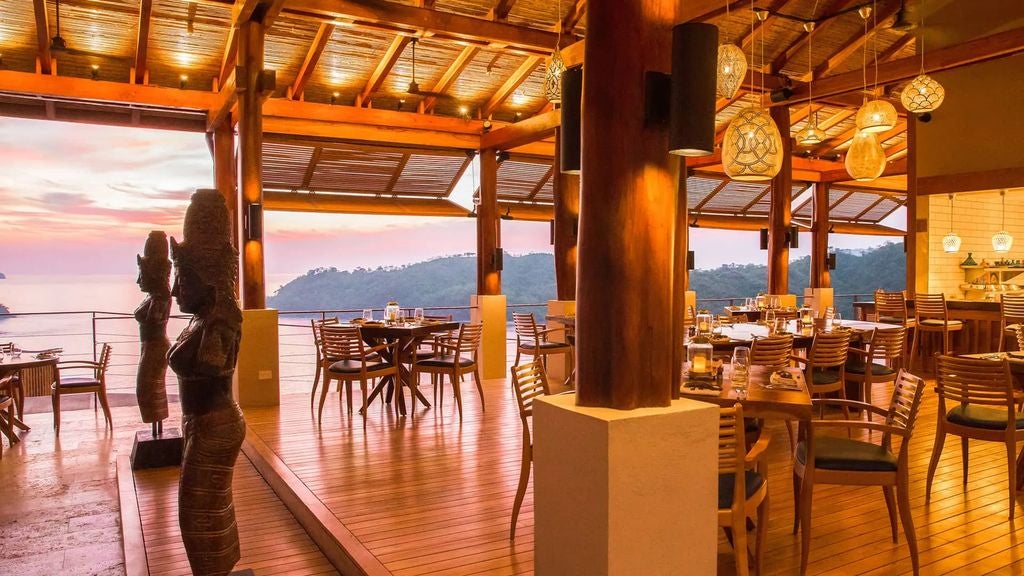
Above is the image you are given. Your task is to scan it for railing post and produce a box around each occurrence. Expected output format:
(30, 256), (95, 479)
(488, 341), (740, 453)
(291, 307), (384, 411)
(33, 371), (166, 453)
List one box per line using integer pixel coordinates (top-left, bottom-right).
(91, 312), (98, 360)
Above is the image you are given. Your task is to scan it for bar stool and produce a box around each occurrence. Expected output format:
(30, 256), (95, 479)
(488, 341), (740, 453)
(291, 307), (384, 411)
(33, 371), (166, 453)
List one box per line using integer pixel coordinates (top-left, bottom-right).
(998, 293), (1024, 351)
(909, 293), (962, 371)
(875, 289), (915, 350)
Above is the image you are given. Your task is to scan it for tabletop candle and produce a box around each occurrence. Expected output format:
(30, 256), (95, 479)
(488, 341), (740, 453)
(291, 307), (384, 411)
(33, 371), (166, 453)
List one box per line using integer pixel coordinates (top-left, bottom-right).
(692, 355), (707, 373)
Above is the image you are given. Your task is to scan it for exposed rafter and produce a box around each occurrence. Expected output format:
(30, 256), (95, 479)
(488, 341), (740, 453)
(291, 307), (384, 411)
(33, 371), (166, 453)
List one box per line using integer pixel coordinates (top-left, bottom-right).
(0, 69), (220, 110)
(527, 166), (555, 200)
(482, 56), (542, 118)
(31, 0), (52, 75)
(488, 0), (518, 21)
(422, 46), (480, 113)
(769, 0), (861, 74)
(133, 0), (154, 84)
(809, 1), (900, 81)
(481, 109), (559, 150)
(561, 0), (588, 34)
(359, 35), (412, 108)
(734, 0), (797, 52)
(290, 23), (335, 100)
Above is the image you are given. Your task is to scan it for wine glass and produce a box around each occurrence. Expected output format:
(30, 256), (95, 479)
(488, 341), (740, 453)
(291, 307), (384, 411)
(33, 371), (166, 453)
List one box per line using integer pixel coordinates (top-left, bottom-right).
(414, 308), (425, 323)
(362, 309), (373, 322)
(398, 309), (407, 325)
(764, 308), (776, 329)
(833, 312), (842, 328)
(731, 347), (750, 399)
(10, 344), (21, 359)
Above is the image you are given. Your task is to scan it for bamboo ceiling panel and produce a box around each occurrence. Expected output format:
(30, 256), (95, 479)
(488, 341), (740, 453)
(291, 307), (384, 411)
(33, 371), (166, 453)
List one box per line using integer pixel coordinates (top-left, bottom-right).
(715, 92), (762, 130)
(433, 0), (491, 20)
(506, 0), (562, 30)
(391, 154), (467, 197)
(829, 189), (902, 222)
(694, 180), (771, 215)
(43, 0), (137, 82)
(308, 146), (406, 195)
(496, 158), (551, 201)
(686, 175), (724, 210)
(147, 0), (229, 91)
(262, 141), (315, 191)
(831, 28), (917, 77)
(491, 61), (547, 122)
(264, 15), (320, 98)
(383, 37), (455, 106)
(433, 47), (523, 119)
(0, 0), (43, 74)
(303, 27), (395, 106)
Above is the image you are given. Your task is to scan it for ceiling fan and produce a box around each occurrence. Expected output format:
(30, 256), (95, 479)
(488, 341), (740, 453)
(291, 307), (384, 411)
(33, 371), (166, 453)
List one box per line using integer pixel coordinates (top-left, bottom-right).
(49, 0), (107, 57)
(404, 38), (453, 99)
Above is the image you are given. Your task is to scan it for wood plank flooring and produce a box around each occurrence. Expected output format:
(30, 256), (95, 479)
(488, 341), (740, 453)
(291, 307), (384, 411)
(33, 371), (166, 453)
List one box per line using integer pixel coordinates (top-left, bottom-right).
(244, 374), (1024, 576)
(134, 456), (339, 576)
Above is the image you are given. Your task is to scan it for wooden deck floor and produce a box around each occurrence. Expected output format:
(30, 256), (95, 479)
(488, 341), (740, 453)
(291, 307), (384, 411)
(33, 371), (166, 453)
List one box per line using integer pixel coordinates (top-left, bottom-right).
(243, 375), (1024, 576)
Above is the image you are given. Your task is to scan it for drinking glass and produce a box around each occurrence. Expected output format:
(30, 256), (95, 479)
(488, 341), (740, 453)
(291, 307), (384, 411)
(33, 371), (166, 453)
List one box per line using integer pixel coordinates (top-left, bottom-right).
(731, 346), (750, 399)
(10, 344), (21, 359)
(833, 312), (842, 328)
(414, 308), (425, 323)
(764, 308), (776, 329)
(398, 310), (407, 325)
(362, 309), (373, 322)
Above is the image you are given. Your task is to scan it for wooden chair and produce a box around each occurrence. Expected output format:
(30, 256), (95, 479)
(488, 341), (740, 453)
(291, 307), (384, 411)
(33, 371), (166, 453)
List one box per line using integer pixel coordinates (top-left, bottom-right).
(0, 343), (24, 419)
(512, 312), (573, 375)
(509, 360), (550, 540)
(926, 354), (1024, 520)
(750, 334), (793, 370)
(718, 403), (770, 576)
(845, 327), (907, 410)
(52, 343), (113, 435)
(310, 317), (340, 409)
(875, 290), (914, 327)
(0, 376), (15, 457)
(412, 323), (485, 421)
(792, 331), (852, 420)
(909, 292), (962, 371)
(317, 325), (398, 426)
(998, 294), (1024, 351)
(793, 370), (925, 575)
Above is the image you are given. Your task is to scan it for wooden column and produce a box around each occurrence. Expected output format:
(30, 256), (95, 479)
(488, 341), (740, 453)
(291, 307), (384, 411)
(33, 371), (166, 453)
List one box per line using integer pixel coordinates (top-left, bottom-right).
(477, 148), (501, 295)
(212, 126), (238, 252)
(576, 0), (680, 409)
(767, 105), (792, 294)
(553, 128), (579, 301)
(238, 20), (265, 309)
(671, 157), (688, 399)
(810, 182), (831, 288)
(906, 116), (921, 296)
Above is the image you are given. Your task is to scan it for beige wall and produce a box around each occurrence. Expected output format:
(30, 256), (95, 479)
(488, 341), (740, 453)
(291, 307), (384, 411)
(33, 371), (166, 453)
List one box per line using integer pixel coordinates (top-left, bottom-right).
(928, 189), (1024, 296)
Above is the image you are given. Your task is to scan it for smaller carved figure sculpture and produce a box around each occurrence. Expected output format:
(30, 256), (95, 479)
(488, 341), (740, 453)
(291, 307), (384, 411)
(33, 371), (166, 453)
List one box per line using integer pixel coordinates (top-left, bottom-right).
(169, 189), (245, 576)
(135, 231), (171, 429)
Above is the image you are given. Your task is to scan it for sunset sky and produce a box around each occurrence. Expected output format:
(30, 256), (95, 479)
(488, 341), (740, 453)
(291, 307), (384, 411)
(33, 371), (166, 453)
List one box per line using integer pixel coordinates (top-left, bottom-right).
(0, 116), (900, 279)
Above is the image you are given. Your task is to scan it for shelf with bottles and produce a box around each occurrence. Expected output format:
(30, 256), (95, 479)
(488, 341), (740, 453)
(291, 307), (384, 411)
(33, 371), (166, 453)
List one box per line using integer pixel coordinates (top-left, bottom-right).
(960, 260), (1024, 298)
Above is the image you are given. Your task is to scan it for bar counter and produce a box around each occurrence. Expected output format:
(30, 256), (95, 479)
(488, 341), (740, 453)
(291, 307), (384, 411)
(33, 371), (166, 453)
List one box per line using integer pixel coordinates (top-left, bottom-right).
(852, 298), (1007, 353)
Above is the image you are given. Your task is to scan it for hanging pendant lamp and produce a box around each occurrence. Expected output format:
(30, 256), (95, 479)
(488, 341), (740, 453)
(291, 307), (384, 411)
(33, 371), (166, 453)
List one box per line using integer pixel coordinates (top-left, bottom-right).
(845, 131), (886, 181)
(942, 194), (961, 253)
(544, 0), (565, 103)
(901, 0), (945, 113)
(723, 4), (782, 181)
(993, 190), (1013, 253)
(795, 20), (825, 146)
(716, 0), (747, 99)
(854, 5), (897, 133)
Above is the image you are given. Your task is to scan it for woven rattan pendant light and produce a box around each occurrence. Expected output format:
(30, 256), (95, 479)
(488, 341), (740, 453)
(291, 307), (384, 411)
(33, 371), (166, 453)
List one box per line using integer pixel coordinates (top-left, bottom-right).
(722, 5), (782, 181)
(845, 130), (886, 181)
(942, 194), (961, 253)
(795, 17), (825, 146)
(901, 0), (945, 113)
(993, 190), (1013, 253)
(855, 5), (897, 133)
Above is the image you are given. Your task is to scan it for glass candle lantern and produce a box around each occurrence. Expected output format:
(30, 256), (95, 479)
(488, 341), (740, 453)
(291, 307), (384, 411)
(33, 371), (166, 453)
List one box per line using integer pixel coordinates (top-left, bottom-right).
(687, 338), (714, 379)
(385, 301), (400, 323)
(755, 294), (766, 310)
(696, 312), (714, 337)
(799, 305), (814, 328)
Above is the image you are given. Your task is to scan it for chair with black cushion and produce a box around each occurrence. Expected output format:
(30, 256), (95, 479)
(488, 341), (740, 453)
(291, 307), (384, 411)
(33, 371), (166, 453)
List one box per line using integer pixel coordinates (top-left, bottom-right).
(310, 317), (340, 409)
(845, 326), (906, 411)
(792, 331), (852, 420)
(412, 323), (484, 421)
(999, 294), (1024, 352)
(509, 360), (550, 540)
(317, 325), (398, 426)
(52, 343), (113, 435)
(875, 289), (915, 350)
(909, 292), (962, 371)
(718, 403), (770, 576)
(512, 312), (573, 375)
(926, 354), (1024, 520)
(793, 370), (925, 575)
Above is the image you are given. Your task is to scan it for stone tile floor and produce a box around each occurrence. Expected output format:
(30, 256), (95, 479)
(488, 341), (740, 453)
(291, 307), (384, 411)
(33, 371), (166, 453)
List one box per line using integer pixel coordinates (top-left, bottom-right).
(0, 395), (183, 576)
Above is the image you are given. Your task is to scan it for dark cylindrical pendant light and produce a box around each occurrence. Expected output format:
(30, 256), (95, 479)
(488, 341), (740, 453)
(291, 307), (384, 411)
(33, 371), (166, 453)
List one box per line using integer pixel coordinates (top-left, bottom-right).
(669, 23), (718, 157)
(560, 65), (583, 174)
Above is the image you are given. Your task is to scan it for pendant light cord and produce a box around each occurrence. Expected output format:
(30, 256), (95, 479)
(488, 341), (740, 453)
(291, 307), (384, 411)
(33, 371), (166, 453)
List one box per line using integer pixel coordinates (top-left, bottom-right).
(861, 9), (868, 97)
(872, 0), (879, 93)
(949, 194), (954, 234)
(806, 0), (820, 119)
(920, 0), (926, 73)
(724, 0), (731, 43)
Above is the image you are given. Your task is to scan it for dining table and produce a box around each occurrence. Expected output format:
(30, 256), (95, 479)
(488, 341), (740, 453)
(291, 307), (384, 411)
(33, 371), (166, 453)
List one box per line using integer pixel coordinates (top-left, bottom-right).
(679, 364), (813, 421)
(691, 318), (896, 353)
(0, 354), (60, 444)
(355, 320), (461, 416)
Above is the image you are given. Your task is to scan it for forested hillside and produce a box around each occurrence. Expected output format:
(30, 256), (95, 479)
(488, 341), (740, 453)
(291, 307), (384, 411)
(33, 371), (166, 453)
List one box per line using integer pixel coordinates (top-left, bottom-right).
(269, 243), (906, 316)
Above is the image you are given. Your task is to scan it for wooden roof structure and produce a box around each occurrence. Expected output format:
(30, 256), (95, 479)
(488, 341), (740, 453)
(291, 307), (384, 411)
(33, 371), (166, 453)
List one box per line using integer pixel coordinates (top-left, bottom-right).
(0, 0), (1021, 227)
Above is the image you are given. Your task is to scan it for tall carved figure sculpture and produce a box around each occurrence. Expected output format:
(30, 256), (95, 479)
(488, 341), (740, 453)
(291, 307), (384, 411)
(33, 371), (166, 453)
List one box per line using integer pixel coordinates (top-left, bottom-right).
(135, 231), (171, 429)
(169, 189), (245, 576)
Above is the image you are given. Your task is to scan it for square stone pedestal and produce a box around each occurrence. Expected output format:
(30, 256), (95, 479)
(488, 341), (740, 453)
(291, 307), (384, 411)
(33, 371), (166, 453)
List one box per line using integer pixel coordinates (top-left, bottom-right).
(234, 308), (280, 408)
(470, 294), (507, 380)
(534, 394), (718, 576)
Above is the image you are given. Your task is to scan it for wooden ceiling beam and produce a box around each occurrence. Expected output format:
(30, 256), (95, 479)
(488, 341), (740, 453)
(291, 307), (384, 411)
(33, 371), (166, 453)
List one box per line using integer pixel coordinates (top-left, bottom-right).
(488, 0), (518, 21)
(423, 46), (480, 113)
(207, 72), (237, 130)
(877, 35), (914, 63)
(264, 98), (485, 134)
(31, 0), (52, 75)
(290, 23), (335, 100)
(783, 26), (1024, 105)
(217, 0), (286, 88)
(734, 0), (798, 52)
(482, 56), (542, 118)
(885, 139), (908, 159)
(809, 2), (900, 81)
(133, 0), (154, 84)
(817, 108), (854, 131)
(481, 109), (559, 150)
(301, 146), (322, 188)
(769, 0), (861, 74)
(819, 157), (908, 182)
(264, 191), (472, 217)
(0, 70), (219, 110)
(716, 92), (747, 113)
(561, 0), (588, 33)
(790, 102), (825, 125)
(681, 213), (905, 235)
(283, 0), (562, 55)
(527, 166), (555, 200)
(264, 116), (480, 149)
(385, 154), (412, 194)
(692, 178), (731, 213)
(359, 35), (412, 108)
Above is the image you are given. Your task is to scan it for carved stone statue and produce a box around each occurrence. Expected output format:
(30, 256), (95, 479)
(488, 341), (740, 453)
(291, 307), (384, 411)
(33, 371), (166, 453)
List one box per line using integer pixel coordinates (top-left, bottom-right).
(169, 189), (245, 576)
(135, 231), (171, 428)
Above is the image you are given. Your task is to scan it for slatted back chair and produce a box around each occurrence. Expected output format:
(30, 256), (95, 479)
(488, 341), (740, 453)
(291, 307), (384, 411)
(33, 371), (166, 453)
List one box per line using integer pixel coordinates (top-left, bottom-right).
(793, 370), (925, 575)
(999, 294), (1024, 351)
(512, 312), (573, 375)
(317, 325), (397, 426)
(875, 289), (914, 327)
(509, 360), (550, 540)
(412, 323), (485, 421)
(845, 327), (907, 409)
(52, 343), (113, 435)
(927, 355), (1024, 520)
(309, 317), (340, 409)
(718, 404), (770, 576)
(750, 334), (793, 370)
(0, 375), (15, 458)
(910, 293), (962, 370)
(793, 331), (852, 418)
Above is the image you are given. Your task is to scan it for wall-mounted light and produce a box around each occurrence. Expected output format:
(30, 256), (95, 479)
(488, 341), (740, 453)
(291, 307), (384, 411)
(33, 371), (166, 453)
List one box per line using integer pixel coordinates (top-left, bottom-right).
(687, 250), (695, 270)
(245, 203), (263, 242)
(788, 225), (799, 249)
(493, 248), (504, 271)
(549, 220), (555, 245)
(827, 252), (837, 270)
(668, 23), (717, 156)
(560, 65), (583, 174)
(760, 228), (769, 250)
